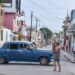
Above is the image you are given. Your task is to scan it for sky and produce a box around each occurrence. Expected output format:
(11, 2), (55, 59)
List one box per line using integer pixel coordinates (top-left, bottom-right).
(21, 0), (75, 33)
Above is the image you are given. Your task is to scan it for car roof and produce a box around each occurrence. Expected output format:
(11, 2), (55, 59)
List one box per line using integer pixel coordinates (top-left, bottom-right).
(4, 41), (32, 45)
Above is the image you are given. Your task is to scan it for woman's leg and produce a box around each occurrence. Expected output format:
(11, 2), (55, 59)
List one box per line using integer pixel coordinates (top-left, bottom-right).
(54, 61), (56, 71)
(57, 61), (61, 72)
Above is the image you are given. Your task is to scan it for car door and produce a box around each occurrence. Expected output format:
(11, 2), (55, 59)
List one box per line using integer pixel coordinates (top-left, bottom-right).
(6, 43), (19, 61)
(17, 44), (35, 61)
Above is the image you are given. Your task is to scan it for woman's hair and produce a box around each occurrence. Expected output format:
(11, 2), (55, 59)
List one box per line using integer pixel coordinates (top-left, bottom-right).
(56, 42), (60, 46)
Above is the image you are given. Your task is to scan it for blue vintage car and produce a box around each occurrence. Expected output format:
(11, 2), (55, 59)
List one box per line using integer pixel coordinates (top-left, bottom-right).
(0, 41), (53, 65)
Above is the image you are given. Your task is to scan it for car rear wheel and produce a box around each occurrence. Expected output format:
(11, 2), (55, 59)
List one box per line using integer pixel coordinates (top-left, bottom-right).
(4, 61), (9, 64)
(0, 58), (8, 64)
(39, 57), (49, 65)
(0, 58), (5, 64)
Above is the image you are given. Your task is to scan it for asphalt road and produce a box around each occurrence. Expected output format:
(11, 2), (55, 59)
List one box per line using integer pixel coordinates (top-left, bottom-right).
(0, 59), (74, 75)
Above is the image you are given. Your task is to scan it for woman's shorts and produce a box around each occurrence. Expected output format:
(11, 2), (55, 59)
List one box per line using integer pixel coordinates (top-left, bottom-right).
(54, 58), (60, 61)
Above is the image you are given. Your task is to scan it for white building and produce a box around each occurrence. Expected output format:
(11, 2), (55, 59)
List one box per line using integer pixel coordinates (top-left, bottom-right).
(0, 27), (13, 45)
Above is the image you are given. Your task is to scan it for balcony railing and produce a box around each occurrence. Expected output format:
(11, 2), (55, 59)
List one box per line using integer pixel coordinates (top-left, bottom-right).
(0, 0), (12, 7)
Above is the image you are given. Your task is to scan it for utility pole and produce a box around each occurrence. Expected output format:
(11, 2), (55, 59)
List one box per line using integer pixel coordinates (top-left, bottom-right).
(30, 11), (33, 42)
(35, 17), (38, 43)
(35, 17), (39, 43)
(35, 17), (38, 33)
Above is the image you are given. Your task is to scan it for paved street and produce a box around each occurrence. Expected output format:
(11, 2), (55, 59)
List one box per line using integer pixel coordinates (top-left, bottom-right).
(0, 60), (74, 75)
(0, 46), (74, 75)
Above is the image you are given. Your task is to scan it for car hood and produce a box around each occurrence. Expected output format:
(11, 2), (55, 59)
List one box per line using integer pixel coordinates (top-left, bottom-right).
(36, 49), (53, 54)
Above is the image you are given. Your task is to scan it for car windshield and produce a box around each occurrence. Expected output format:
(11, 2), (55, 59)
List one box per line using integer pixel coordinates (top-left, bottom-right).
(30, 43), (37, 50)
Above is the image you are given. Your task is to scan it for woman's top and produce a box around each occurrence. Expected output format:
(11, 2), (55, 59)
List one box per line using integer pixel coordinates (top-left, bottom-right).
(53, 46), (60, 60)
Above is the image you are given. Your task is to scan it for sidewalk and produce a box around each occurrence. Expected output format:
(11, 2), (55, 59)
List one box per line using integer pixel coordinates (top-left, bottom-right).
(61, 50), (75, 75)
(61, 50), (74, 63)
(67, 63), (75, 75)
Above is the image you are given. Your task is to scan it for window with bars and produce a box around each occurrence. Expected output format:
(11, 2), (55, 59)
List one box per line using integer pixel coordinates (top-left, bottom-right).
(2, 0), (12, 7)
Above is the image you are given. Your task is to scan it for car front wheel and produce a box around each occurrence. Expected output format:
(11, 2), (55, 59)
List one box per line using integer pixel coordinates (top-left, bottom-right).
(39, 57), (49, 65)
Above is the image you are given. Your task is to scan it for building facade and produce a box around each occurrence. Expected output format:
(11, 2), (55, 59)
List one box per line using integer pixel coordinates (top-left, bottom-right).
(62, 10), (75, 53)
(0, 0), (21, 45)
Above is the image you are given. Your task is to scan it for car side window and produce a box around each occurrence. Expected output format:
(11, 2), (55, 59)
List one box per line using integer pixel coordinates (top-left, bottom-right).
(19, 44), (28, 49)
(24, 44), (27, 48)
(19, 44), (32, 50)
(24, 44), (30, 50)
(7, 44), (10, 49)
(20, 44), (24, 49)
(7, 44), (18, 49)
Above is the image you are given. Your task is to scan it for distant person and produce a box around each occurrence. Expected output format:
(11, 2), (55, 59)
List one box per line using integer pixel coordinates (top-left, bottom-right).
(52, 42), (56, 51)
(72, 42), (75, 61)
(53, 42), (61, 72)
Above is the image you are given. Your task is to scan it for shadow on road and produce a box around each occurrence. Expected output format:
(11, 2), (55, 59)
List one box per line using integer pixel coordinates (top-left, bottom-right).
(0, 62), (54, 66)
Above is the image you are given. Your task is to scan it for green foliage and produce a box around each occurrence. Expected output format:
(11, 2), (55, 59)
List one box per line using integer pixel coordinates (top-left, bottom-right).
(54, 33), (60, 36)
(40, 27), (53, 39)
(0, 0), (2, 3)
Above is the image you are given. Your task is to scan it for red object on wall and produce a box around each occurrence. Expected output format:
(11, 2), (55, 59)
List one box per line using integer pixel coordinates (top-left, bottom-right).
(21, 21), (24, 26)
(4, 13), (19, 32)
(64, 39), (66, 46)
(65, 36), (68, 40)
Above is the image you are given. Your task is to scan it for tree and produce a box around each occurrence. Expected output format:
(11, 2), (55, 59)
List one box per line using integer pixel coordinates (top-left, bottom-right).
(54, 33), (60, 36)
(40, 27), (53, 39)
(0, 0), (2, 3)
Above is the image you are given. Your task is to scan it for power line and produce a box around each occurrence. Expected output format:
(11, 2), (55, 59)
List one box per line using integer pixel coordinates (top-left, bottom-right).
(33, 12), (62, 28)
(30, 0), (65, 24)
(22, 0), (63, 32)
(30, 0), (63, 20)
(48, 0), (69, 10)
(23, 0), (64, 23)
(24, 7), (62, 26)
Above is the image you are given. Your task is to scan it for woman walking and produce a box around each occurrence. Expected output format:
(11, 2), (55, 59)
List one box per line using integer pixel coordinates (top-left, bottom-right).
(53, 42), (61, 72)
